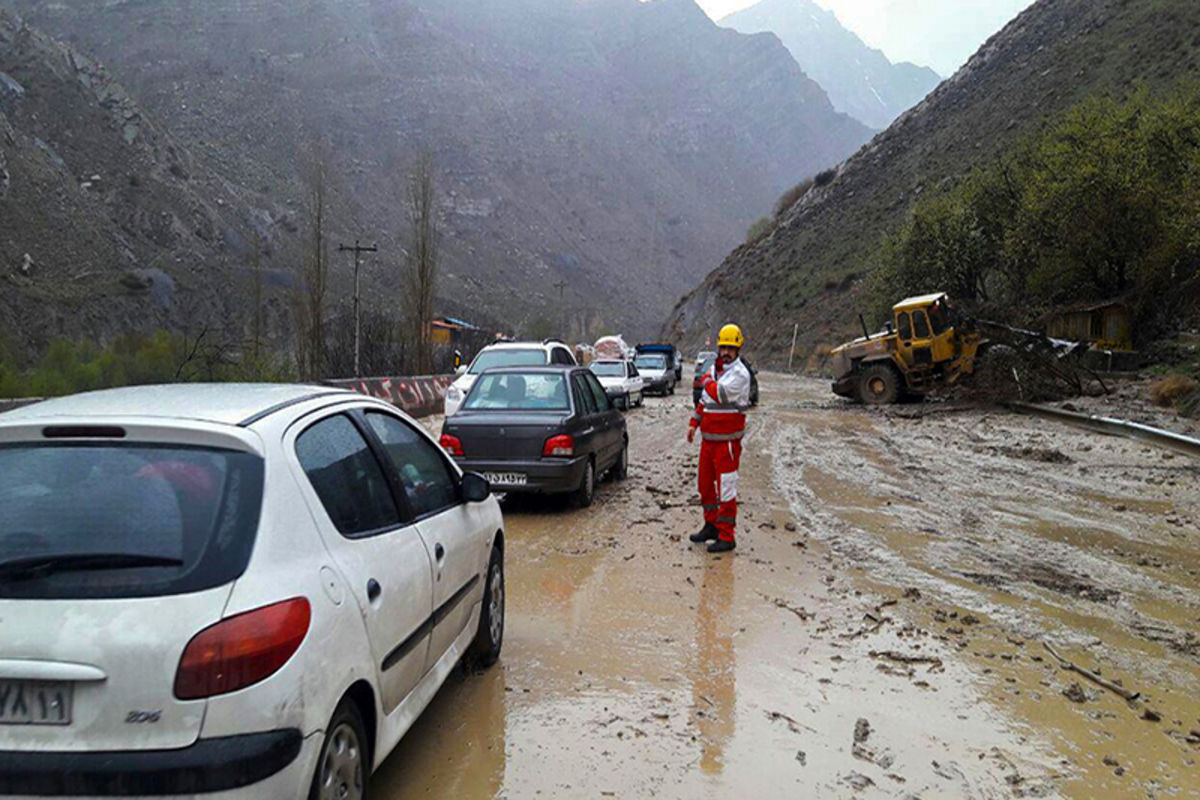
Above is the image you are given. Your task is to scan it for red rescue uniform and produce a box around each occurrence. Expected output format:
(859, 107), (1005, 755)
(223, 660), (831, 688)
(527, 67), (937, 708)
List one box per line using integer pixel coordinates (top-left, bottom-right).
(689, 357), (752, 543)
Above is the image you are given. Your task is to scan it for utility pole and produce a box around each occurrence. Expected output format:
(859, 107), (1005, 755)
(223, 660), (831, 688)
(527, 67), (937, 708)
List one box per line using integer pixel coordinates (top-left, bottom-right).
(788, 323), (799, 371)
(553, 279), (568, 339)
(338, 240), (378, 377)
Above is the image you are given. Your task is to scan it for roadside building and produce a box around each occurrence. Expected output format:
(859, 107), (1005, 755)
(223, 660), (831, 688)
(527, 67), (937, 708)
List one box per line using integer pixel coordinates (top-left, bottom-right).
(1044, 301), (1133, 351)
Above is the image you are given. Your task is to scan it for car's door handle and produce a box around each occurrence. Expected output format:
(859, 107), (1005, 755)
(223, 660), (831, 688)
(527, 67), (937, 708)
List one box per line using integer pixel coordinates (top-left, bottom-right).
(435, 544), (445, 562)
(366, 579), (381, 602)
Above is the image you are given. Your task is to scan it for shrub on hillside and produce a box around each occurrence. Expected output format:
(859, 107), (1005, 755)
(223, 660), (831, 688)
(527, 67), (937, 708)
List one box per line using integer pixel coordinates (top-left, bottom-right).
(869, 87), (1200, 341)
(774, 178), (814, 218)
(1149, 373), (1200, 409)
(746, 216), (774, 245)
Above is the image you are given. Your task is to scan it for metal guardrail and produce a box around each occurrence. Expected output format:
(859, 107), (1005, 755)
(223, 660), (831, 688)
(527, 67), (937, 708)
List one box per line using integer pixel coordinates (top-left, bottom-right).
(1007, 402), (1200, 460)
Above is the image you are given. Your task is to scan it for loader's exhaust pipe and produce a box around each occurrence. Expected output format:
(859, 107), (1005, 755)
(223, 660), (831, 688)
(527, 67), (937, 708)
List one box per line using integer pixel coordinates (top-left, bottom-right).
(859, 313), (871, 341)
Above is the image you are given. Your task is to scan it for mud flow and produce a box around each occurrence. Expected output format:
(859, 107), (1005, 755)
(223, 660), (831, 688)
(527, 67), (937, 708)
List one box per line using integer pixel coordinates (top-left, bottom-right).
(381, 376), (1198, 798)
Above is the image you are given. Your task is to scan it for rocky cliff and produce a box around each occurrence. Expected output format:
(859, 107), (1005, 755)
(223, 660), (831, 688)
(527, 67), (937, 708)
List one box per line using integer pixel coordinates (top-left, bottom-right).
(0, 10), (267, 354)
(6, 0), (872, 343)
(721, 0), (941, 129)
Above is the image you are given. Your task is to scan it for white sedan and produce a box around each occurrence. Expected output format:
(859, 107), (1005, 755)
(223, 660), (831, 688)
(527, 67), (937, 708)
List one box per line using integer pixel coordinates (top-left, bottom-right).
(0, 384), (505, 799)
(590, 360), (644, 409)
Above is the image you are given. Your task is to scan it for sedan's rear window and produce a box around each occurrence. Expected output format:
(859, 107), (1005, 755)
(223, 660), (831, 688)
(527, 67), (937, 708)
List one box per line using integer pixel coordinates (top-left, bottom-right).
(464, 373), (569, 411)
(468, 348), (547, 374)
(591, 362), (625, 377)
(0, 444), (263, 599)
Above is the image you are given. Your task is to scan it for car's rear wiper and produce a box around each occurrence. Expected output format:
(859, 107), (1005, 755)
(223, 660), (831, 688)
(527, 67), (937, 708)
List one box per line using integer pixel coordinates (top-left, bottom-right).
(0, 553), (185, 582)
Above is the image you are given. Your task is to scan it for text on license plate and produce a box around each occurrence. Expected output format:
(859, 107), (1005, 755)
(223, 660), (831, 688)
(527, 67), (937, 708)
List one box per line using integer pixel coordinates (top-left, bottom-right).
(483, 472), (527, 487)
(0, 680), (73, 726)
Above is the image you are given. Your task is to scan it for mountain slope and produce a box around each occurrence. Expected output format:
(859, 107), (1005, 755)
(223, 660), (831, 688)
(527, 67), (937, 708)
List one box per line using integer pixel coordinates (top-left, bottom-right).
(7, 0), (872, 341)
(0, 10), (266, 354)
(721, 0), (941, 129)
(666, 0), (1200, 361)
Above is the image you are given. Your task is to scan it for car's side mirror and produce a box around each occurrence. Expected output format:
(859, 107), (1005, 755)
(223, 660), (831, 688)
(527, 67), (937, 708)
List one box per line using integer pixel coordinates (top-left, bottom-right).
(462, 472), (491, 503)
(455, 365), (468, 376)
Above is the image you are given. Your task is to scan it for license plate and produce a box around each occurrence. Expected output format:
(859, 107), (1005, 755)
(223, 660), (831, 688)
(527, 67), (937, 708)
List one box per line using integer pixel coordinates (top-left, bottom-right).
(484, 472), (527, 487)
(0, 680), (73, 726)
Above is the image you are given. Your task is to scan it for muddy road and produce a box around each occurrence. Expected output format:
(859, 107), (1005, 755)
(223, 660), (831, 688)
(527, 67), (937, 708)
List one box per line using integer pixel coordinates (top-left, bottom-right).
(376, 375), (1198, 799)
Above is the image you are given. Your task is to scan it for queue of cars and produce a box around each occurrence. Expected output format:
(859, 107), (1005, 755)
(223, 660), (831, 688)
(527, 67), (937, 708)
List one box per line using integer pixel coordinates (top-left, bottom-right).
(0, 339), (697, 798)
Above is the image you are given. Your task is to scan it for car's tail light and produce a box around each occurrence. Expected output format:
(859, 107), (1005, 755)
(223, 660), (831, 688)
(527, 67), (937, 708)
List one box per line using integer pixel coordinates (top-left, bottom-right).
(440, 434), (465, 456)
(174, 598), (311, 700)
(543, 434), (575, 457)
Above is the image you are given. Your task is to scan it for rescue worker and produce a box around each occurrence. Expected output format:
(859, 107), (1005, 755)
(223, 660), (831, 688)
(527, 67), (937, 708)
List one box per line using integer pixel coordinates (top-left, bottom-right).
(687, 324), (752, 554)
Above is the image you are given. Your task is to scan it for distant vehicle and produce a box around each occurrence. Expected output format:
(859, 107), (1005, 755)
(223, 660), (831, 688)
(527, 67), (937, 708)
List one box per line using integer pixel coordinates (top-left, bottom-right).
(0, 384), (505, 798)
(593, 335), (630, 362)
(444, 339), (577, 416)
(440, 366), (628, 508)
(632, 351), (675, 396)
(695, 350), (716, 367)
(693, 355), (759, 406)
(591, 359), (645, 409)
(636, 343), (682, 382)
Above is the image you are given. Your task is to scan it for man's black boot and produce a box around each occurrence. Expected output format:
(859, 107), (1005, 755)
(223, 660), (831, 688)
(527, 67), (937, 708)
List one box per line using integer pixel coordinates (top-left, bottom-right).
(689, 523), (719, 543)
(707, 538), (736, 554)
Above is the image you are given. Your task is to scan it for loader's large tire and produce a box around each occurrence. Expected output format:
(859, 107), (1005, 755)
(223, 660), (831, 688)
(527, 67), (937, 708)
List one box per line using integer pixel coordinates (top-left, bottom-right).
(858, 364), (901, 405)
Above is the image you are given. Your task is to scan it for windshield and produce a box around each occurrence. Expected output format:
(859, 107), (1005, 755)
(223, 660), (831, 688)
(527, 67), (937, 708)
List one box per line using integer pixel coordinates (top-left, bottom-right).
(591, 362), (625, 378)
(634, 355), (666, 370)
(469, 348), (547, 374)
(0, 443), (264, 599)
(463, 373), (570, 411)
(695, 356), (715, 375)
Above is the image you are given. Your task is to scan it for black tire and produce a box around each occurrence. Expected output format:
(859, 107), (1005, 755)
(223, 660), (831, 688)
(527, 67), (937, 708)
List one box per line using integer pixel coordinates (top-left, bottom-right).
(467, 545), (504, 668)
(620, 393), (630, 411)
(309, 699), (368, 800)
(571, 458), (596, 508)
(668, 382), (676, 396)
(611, 439), (629, 481)
(857, 363), (901, 405)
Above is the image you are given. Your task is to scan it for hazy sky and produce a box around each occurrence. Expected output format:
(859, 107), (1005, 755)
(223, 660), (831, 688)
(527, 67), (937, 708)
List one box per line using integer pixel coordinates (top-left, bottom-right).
(697, 0), (1036, 76)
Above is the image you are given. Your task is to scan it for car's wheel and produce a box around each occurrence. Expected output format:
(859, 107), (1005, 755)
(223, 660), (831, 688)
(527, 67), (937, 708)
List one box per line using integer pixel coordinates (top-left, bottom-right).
(612, 439), (629, 481)
(668, 382), (675, 396)
(620, 393), (630, 411)
(571, 458), (596, 508)
(858, 363), (901, 405)
(309, 699), (368, 800)
(467, 545), (504, 668)
(635, 391), (644, 408)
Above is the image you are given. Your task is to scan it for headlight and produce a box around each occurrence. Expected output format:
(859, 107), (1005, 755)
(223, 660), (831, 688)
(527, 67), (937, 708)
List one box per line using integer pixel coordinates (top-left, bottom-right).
(447, 386), (462, 402)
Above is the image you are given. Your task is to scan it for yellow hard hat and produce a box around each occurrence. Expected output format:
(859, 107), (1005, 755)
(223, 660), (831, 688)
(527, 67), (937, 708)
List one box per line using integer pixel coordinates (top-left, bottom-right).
(717, 324), (744, 349)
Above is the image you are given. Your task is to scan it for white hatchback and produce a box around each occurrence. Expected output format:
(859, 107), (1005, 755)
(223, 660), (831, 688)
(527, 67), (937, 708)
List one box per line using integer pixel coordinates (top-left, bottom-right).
(444, 340), (577, 416)
(0, 384), (505, 799)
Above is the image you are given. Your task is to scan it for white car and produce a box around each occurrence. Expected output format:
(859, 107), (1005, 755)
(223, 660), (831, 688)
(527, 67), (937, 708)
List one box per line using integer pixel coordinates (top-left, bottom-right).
(444, 340), (577, 416)
(590, 360), (644, 409)
(0, 384), (505, 799)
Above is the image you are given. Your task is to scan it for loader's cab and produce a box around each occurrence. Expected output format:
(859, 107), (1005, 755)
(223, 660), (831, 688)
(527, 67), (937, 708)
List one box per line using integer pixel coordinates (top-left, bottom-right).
(893, 293), (958, 371)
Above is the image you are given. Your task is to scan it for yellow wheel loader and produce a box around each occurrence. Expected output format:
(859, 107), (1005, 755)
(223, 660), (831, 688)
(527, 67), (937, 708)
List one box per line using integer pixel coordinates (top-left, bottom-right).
(829, 293), (1086, 405)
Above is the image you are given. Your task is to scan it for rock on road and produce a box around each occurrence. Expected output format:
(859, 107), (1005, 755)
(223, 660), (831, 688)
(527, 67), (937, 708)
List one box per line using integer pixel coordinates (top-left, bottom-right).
(377, 374), (1199, 799)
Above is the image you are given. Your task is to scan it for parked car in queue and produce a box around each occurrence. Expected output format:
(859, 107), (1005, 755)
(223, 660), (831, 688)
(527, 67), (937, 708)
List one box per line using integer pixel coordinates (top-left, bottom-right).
(439, 366), (628, 508)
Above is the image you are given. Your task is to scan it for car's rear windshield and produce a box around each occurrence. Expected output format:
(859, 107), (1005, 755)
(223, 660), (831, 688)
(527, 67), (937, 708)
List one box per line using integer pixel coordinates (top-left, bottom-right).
(468, 348), (547, 374)
(463, 373), (570, 411)
(591, 362), (625, 377)
(634, 355), (665, 369)
(0, 443), (264, 600)
(695, 357), (715, 374)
